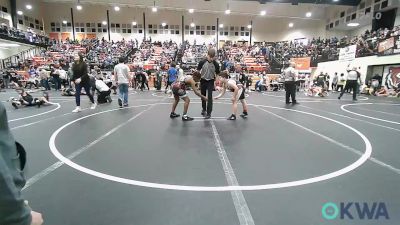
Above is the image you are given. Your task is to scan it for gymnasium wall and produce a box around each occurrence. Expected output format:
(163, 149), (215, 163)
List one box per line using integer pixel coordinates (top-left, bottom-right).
(348, 24), (372, 37)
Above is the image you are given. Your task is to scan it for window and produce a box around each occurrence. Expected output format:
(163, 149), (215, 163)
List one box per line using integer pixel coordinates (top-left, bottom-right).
(1, 6), (7, 13)
(365, 7), (371, 14)
(340, 11), (345, 17)
(329, 23), (333, 28)
(381, 0), (388, 8)
(335, 20), (339, 26)
(351, 13), (356, 20)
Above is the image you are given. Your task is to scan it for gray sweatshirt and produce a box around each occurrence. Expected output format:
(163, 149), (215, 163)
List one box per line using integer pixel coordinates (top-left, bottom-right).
(0, 102), (31, 225)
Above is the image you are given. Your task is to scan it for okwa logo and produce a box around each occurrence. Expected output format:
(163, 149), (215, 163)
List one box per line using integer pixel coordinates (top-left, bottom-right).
(321, 202), (390, 220)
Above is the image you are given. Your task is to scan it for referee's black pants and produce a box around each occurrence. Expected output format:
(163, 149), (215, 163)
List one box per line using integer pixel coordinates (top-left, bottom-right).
(284, 81), (296, 104)
(200, 79), (214, 115)
(339, 80), (357, 100)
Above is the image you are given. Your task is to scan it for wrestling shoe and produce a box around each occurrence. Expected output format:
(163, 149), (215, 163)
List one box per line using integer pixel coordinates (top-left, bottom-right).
(182, 115), (194, 121)
(170, 112), (180, 118)
(227, 114), (236, 120)
(240, 112), (248, 119)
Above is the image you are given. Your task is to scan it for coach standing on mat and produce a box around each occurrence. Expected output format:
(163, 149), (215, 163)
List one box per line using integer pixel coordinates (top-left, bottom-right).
(197, 48), (220, 119)
(338, 66), (361, 101)
(0, 102), (43, 225)
(284, 62), (298, 104)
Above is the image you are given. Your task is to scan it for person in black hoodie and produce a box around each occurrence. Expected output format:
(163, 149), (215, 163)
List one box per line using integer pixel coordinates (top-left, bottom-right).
(71, 53), (96, 113)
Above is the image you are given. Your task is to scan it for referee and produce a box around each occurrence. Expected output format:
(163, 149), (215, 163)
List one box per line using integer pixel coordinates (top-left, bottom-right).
(197, 48), (220, 119)
(338, 66), (361, 101)
(283, 62), (298, 104)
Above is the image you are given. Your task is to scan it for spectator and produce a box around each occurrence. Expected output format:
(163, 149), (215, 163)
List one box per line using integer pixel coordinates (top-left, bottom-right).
(0, 102), (44, 225)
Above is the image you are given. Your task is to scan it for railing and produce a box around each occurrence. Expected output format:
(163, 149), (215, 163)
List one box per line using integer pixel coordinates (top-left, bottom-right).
(1, 46), (46, 69)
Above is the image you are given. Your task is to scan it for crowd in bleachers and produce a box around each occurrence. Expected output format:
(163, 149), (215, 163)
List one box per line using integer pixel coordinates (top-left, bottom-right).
(1, 25), (399, 99)
(0, 24), (50, 46)
(264, 25), (400, 66)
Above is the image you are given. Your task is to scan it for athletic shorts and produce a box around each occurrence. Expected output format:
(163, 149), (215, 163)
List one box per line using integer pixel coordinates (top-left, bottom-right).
(172, 82), (187, 99)
(236, 87), (245, 101)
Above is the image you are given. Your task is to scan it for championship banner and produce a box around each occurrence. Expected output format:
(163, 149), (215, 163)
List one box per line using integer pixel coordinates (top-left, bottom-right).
(85, 33), (96, 39)
(61, 32), (71, 41)
(48, 32), (60, 40)
(338, 44), (356, 61)
(292, 57), (311, 70)
(378, 36), (400, 56)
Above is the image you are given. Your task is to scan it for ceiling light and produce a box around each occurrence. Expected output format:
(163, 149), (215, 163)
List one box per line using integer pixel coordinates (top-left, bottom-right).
(333, 0), (339, 2)
(26, 5), (32, 10)
(190, 22), (195, 27)
(260, 10), (266, 16)
(225, 9), (231, 14)
(152, 7), (157, 12)
(62, 20), (67, 24)
(114, 6), (120, 11)
(161, 22), (166, 27)
(219, 24), (224, 28)
(247, 24), (252, 29)
(17, 11), (23, 15)
(132, 21), (137, 26)
(289, 22), (294, 27)
(188, 8), (194, 13)
(347, 22), (359, 27)
(102, 21), (107, 25)
(306, 12), (312, 17)
(76, 5), (82, 10)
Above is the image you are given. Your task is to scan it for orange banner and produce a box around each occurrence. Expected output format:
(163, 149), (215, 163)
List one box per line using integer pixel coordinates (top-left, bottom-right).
(61, 32), (71, 41)
(76, 33), (85, 41)
(85, 33), (97, 39)
(378, 37), (394, 53)
(292, 57), (311, 70)
(49, 32), (59, 40)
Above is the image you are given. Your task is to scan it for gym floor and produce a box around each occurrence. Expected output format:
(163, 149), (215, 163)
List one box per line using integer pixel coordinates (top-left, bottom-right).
(1, 89), (400, 225)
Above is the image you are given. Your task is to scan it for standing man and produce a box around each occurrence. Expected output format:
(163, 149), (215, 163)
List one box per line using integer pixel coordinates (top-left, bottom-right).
(114, 57), (130, 108)
(165, 62), (178, 94)
(197, 48), (220, 119)
(3, 69), (10, 89)
(283, 62), (298, 104)
(0, 102), (43, 225)
(332, 72), (338, 92)
(338, 66), (361, 101)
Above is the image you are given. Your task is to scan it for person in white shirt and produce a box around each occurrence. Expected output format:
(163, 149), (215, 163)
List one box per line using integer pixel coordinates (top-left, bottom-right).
(94, 78), (112, 104)
(114, 57), (130, 107)
(283, 62), (298, 104)
(338, 66), (361, 101)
